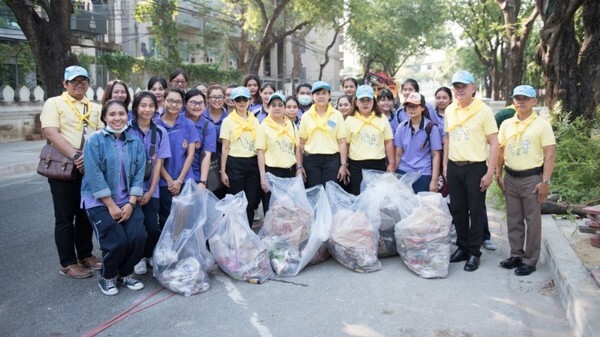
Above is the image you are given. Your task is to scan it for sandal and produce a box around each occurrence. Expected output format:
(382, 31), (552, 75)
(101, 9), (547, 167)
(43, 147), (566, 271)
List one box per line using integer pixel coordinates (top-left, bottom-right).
(59, 264), (92, 279)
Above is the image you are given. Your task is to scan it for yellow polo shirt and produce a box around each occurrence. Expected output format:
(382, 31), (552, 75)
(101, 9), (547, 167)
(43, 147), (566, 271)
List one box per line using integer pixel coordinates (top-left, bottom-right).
(299, 105), (346, 154)
(256, 117), (298, 168)
(40, 93), (103, 148)
(444, 99), (498, 162)
(498, 113), (555, 170)
(219, 110), (259, 157)
(345, 112), (393, 161)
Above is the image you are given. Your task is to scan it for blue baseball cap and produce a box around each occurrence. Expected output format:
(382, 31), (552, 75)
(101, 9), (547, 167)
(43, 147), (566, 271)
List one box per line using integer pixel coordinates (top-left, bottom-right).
(267, 93), (286, 105)
(64, 66), (89, 81)
(512, 85), (536, 98)
(231, 86), (251, 100)
(311, 81), (331, 93)
(451, 70), (474, 85)
(356, 85), (374, 99)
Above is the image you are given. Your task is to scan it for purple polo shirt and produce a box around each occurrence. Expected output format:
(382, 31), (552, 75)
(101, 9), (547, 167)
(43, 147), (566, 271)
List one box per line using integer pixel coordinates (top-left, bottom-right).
(82, 138), (129, 209)
(255, 106), (268, 123)
(127, 121), (172, 198)
(393, 117), (442, 175)
(155, 113), (199, 187)
(431, 108), (445, 140)
(202, 107), (228, 157)
(385, 111), (400, 134)
(249, 102), (262, 115)
(188, 116), (217, 182)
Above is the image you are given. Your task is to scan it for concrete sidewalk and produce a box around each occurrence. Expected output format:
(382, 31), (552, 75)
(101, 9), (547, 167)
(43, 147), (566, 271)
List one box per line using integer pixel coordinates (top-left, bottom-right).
(0, 139), (598, 337)
(0, 139), (45, 177)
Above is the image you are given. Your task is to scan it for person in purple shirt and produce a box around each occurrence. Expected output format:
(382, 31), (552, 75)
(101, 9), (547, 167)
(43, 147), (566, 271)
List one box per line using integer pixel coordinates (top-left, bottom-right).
(127, 91), (171, 275)
(394, 78), (436, 124)
(184, 88), (217, 186)
(255, 82), (276, 123)
(377, 88), (399, 133)
(394, 92), (442, 194)
(243, 74), (262, 115)
(155, 87), (199, 228)
(81, 100), (147, 296)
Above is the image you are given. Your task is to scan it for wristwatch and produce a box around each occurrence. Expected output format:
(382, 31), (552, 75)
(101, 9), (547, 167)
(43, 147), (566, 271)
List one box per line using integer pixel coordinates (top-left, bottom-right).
(72, 153), (81, 161)
(128, 202), (137, 209)
(542, 179), (551, 185)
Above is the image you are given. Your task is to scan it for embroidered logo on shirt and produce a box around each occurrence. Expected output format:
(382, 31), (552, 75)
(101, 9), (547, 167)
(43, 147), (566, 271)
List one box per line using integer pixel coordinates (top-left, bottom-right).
(182, 139), (188, 149)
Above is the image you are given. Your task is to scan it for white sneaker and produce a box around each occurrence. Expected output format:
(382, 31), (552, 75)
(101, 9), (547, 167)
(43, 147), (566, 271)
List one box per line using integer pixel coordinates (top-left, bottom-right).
(134, 258), (147, 275)
(147, 257), (153, 268)
(483, 239), (497, 251)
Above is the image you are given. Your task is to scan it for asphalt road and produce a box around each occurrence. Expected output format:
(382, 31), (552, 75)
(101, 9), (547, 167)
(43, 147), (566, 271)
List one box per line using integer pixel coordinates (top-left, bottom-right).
(0, 173), (573, 337)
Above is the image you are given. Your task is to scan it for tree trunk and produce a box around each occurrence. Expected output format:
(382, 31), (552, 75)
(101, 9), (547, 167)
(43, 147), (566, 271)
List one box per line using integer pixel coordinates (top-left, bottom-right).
(318, 27), (340, 81)
(5, 0), (77, 99)
(291, 30), (308, 82)
(535, 0), (599, 120)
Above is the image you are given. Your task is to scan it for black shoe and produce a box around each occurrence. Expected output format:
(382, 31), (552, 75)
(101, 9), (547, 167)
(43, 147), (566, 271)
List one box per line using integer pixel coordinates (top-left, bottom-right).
(464, 255), (480, 272)
(500, 257), (522, 269)
(450, 249), (469, 263)
(515, 263), (536, 276)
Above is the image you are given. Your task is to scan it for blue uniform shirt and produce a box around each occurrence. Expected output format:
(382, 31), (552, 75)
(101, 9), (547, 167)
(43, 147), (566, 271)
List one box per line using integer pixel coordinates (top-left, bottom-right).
(155, 113), (199, 186)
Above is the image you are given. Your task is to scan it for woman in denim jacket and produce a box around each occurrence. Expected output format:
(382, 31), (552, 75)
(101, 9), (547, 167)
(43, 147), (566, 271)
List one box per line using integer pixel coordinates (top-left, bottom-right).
(81, 99), (148, 296)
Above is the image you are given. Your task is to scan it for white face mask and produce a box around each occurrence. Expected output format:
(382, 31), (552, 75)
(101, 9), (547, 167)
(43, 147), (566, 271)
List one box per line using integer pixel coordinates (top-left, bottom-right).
(105, 125), (128, 134)
(297, 94), (312, 106)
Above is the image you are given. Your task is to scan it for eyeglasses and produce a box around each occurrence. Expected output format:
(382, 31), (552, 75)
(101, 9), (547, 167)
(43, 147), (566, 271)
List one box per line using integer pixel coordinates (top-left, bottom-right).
(233, 97), (249, 103)
(209, 95), (225, 101)
(166, 99), (183, 106)
(187, 100), (205, 107)
(405, 104), (422, 110)
(69, 78), (89, 86)
(172, 80), (187, 85)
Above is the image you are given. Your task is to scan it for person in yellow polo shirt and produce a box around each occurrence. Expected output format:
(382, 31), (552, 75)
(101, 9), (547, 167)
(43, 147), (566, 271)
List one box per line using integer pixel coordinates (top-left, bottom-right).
(220, 86), (261, 225)
(443, 70), (499, 272)
(40, 65), (104, 279)
(298, 81), (349, 188)
(496, 85), (555, 276)
(256, 93), (302, 212)
(345, 85), (395, 195)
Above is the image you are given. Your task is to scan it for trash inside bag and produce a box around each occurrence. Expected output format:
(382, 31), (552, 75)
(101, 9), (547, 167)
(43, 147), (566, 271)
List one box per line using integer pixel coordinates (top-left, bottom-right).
(153, 181), (217, 296)
(360, 170), (419, 257)
(395, 192), (452, 278)
(259, 174), (331, 276)
(208, 191), (273, 283)
(325, 181), (381, 273)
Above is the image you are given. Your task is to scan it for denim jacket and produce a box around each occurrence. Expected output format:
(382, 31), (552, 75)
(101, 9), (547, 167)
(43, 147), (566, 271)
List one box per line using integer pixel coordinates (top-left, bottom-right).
(81, 129), (146, 201)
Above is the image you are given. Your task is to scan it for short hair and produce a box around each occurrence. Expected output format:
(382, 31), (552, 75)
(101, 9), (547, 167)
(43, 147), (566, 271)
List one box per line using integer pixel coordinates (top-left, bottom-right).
(102, 80), (131, 108)
(295, 82), (312, 95)
(168, 69), (188, 82)
(185, 88), (206, 105)
(101, 99), (127, 124)
(131, 91), (158, 119)
(147, 76), (167, 90)
(401, 78), (420, 92)
(164, 86), (186, 102)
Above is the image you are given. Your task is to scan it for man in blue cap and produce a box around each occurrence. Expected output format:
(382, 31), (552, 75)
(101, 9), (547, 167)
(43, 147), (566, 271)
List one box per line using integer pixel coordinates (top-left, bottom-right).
(444, 70), (499, 272)
(40, 65), (104, 278)
(496, 85), (555, 276)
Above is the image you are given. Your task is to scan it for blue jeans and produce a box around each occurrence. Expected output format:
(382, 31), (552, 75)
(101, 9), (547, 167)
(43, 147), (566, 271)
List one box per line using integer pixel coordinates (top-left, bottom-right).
(87, 205), (147, 279)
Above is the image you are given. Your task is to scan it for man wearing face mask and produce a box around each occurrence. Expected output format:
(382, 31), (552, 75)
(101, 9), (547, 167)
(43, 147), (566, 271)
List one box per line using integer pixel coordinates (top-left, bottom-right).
(295, 83), (313, 120)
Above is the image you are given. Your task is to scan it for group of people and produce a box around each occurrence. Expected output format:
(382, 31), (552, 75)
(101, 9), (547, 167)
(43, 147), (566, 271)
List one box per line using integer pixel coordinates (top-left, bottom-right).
(40, 65), (555, 296)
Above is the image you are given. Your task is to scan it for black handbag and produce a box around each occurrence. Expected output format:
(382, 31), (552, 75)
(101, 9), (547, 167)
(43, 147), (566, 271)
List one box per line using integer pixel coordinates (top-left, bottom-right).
(144, 124), (157, 181)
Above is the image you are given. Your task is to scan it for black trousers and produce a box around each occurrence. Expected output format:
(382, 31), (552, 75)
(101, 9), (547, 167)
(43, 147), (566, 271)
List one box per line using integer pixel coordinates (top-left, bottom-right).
(303, 153), (340, 188)
(141, 197), (161, 258)
(263, 165), (296, 213)
(226, 156), (261, 226)
(447, 161), (488, 257)
(348, 158), (386, 196)
(48, 176), (94, 267)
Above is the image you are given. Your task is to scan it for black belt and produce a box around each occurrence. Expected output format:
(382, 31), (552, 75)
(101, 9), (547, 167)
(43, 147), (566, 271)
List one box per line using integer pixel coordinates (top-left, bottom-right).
(450, 160), (485, 167)
(504, 166), (543, 178)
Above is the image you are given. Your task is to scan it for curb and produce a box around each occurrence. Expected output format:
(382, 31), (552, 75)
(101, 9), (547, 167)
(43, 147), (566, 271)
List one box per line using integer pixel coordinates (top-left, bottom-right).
(0, 162), (39, 178)
(542, 215), (600, 337)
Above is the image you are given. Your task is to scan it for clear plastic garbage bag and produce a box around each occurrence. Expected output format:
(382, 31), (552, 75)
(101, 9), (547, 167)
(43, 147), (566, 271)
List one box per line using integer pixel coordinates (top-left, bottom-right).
(359, 170), (419, 257)
(325, 181), (381, 273)
(395, 192), (452, 278)
(153, 181), (217, 296)
(259, 173), (331, 276)
(208, 191), (273, 283)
